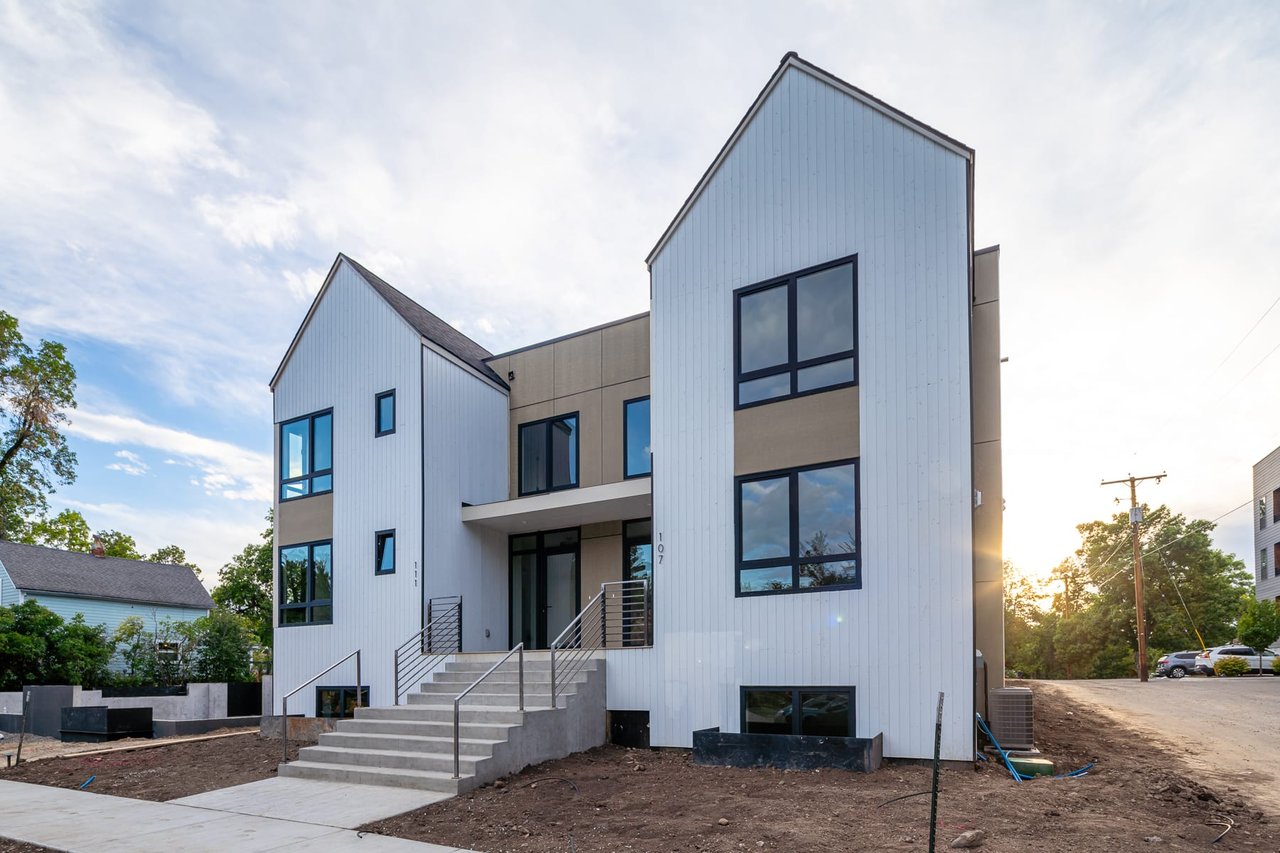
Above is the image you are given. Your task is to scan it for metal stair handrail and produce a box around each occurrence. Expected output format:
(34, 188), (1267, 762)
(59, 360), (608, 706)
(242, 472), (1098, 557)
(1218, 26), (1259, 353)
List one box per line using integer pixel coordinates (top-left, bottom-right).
(452, 643), (524, 778)
(394, 595), (462, 705)
(280, 649), (361, 762)
(550, 578), (649, 703)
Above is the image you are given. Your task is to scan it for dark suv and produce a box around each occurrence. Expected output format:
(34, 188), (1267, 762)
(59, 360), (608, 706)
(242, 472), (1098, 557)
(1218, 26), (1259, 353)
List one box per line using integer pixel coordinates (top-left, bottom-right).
(1155, 650), (1200, 678)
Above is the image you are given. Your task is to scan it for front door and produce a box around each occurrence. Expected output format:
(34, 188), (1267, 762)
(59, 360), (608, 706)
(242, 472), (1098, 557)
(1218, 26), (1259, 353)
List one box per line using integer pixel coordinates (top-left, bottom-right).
(510, 528), (580, 649)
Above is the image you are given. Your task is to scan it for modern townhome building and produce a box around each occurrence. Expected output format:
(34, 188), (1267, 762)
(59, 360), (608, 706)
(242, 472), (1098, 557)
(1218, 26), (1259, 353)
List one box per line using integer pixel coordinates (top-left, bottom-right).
(270, 53), (1003, 785)
(1255, 445), (1280, 602)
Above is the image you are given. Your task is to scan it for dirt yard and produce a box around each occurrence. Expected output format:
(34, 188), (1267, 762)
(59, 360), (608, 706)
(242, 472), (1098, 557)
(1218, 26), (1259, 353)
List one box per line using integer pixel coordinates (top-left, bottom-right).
(361, 683), (1277, 852)
(0, 731), (301, 801)
(1, 686), (1276, 852)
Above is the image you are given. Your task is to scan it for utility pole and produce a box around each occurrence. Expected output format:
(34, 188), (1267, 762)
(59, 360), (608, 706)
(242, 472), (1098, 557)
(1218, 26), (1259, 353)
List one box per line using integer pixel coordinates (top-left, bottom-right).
(1101, 472), (1166, 683)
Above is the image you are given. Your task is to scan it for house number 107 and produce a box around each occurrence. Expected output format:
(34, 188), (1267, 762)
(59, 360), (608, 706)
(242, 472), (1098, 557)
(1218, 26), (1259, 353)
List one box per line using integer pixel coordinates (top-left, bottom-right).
(656, 532), (664, 564)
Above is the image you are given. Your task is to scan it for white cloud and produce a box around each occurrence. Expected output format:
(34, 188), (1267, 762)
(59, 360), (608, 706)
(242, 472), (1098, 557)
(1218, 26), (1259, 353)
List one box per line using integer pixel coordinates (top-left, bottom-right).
(196, 193), (299, 250)
(282, 266), (326, 301)
(66, 410), (270, 502)
(106, 449), (148, 476)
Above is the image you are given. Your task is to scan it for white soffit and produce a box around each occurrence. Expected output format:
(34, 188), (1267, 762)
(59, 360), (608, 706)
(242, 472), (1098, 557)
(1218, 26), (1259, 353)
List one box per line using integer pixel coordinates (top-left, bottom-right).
(460, 479), (653, 533)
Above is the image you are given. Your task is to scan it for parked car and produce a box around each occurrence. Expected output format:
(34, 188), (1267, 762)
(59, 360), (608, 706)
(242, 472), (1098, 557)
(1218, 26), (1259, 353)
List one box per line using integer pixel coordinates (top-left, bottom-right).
(1155, 650), (1201, 678)
(1194, 645), (1277, 675)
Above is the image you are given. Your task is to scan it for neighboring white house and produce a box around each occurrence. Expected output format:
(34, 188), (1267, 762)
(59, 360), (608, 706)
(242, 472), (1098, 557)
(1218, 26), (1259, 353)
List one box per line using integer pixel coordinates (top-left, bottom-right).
(0, 540), (214, 648)
(1255, 445), (1280, 602)
(269, 53), (1004, 763)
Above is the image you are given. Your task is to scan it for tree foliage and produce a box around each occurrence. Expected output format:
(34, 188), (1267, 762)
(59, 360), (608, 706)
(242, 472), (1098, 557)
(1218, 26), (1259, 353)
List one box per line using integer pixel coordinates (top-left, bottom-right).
(21, 508), (92, 551)
(212, 511), (273, 647)
(1004, 505), (1252, 679)
(1236, 597), (1280, 671)
(0, 312), (77, 540)
(0, 601), (113, 690)
(148, 543), (202, 578)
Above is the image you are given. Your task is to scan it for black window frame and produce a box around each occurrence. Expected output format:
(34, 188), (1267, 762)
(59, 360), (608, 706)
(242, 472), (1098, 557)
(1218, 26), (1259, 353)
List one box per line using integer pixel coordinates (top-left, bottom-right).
(735, 458), (861, 597)
(1273, 488), (1280, 523)
(517, 412), (580, 497)
(623, 396), (652, 479)
(375, 529), (396, 575)
(733, 255), (858, 410)
(279, 408), (333, 501)
(315, 685), (369, 719)
(278, 539), (333, 626)
(375, 389), (396, 437)
(740, 686), (855, 738)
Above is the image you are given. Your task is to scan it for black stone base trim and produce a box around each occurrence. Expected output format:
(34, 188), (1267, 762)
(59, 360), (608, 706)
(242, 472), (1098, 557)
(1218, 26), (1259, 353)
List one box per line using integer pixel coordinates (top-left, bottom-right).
(692, 726), (883, 772)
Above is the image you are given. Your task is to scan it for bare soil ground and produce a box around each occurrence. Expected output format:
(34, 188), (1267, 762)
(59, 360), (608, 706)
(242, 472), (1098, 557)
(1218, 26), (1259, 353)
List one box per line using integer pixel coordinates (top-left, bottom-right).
(0, 726), (260, 763)
(361, 683), (1277, 852)
(0, 731), (302, 801)
(0, 842), (52, 853)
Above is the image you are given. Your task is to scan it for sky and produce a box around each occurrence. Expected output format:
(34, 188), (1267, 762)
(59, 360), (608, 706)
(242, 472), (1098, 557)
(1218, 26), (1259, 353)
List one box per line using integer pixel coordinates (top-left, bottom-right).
(1, 1), (1278, 587)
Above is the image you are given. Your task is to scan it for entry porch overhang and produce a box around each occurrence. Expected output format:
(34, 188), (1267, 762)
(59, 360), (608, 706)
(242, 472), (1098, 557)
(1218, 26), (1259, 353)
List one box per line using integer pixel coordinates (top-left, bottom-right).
(460, 478), (652, 533)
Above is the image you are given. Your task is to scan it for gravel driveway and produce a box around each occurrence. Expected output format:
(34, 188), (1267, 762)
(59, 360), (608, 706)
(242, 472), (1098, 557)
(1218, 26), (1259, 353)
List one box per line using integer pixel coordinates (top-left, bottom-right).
(1038, 677), (1279, 814)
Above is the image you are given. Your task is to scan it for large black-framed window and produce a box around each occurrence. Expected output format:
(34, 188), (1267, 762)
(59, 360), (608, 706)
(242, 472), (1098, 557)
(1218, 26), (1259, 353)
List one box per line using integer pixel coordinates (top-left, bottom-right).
(623, 397), (651, 479)
(375, 390), (396, 437)
(734, 256), (857, 409)
(279, 540), (332, 625)
(375, 529), (395, 575)
(518, 413), (579, 496)
(279, 409), (333, 500)
(741, 686), (855, 737)
(736, 459), (860, 596)
(316, 685), (369, 719)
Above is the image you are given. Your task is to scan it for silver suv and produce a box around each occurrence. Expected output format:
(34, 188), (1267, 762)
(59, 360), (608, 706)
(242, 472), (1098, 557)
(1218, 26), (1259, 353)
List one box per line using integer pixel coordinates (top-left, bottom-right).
(1194, 645), (1277, 675)
(1155, 650), (1200, 678)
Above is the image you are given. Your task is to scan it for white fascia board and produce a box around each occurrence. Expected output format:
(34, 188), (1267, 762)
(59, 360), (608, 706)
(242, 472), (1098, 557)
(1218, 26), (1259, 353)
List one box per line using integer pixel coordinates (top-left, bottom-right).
(461, 478), (653, 533)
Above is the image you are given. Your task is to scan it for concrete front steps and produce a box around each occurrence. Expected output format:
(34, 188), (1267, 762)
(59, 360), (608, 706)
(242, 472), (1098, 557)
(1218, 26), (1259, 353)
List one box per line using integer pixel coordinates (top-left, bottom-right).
(278, 651), (605, 795)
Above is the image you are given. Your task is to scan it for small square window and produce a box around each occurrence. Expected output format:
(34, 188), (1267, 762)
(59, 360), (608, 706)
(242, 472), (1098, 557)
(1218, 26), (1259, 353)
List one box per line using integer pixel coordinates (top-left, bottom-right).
(316, 686), (369, 719)
(376, 390), (396, 436)
(375, 529), (396, 575)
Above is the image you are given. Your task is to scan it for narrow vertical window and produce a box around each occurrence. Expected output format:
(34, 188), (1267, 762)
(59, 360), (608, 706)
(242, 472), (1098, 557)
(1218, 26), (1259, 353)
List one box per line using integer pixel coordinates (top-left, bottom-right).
(624, 397), (651, 478)
(375, 390), (396, 436)
(278, 540), (333, 625)
(375, 530), (396, 574)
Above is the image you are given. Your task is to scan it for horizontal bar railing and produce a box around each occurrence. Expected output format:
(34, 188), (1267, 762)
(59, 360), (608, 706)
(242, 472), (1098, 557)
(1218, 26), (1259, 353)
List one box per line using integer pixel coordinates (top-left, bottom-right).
(394, 596), (462, 705)
(281, 649), (361, 762)
(550, 579), (649, 704)
(452, 643), (524, 778)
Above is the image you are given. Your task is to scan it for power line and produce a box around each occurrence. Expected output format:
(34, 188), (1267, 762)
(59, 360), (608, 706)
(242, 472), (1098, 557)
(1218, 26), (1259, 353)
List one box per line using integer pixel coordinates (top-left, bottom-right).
(1093, 498), (1252, 589)
(1210, 292), (1280, 377)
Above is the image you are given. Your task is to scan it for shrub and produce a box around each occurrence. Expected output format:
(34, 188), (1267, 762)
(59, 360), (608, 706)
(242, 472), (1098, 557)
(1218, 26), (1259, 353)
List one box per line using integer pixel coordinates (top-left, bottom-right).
(0, 601), (114, 690)
(1273, 656), (1279, 675)
(1214, 656), (1249, 677)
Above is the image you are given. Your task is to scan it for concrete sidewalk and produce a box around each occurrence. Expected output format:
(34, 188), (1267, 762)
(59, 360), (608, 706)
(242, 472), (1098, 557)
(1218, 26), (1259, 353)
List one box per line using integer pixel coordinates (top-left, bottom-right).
(0, 780), (475, 852)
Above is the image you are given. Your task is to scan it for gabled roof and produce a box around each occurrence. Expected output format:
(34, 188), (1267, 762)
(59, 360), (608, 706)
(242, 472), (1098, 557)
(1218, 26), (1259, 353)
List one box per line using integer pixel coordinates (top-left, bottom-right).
(269, 255), (508, 390)
(0, 540), (214, 610)
(646, 52), (974, 268)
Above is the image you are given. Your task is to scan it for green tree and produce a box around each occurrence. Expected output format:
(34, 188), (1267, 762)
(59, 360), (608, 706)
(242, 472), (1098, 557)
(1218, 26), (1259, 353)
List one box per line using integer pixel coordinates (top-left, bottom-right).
(0, 601), (113, 689)
(1236, 597), (1280, 673)
(192, 609), (254, 682)
(19, 508), (92, 551)
(213, 512), (273, 647)
(95, 529), (142, 560)
(0, 312), (77, 539)
(149, 544), (202, 578)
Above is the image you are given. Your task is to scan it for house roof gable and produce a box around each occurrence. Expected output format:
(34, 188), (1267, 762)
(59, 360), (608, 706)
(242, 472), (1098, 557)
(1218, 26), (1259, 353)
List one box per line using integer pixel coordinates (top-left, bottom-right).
(0, 540), (214, 609)
(269, 255), (508, 391)
(645, 52), (974, 268)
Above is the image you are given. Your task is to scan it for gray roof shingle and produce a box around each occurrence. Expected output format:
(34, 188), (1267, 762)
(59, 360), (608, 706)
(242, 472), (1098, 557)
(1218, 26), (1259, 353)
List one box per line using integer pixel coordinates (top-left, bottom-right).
(0, 540), (214, 610)
(341, 255), (508, 389)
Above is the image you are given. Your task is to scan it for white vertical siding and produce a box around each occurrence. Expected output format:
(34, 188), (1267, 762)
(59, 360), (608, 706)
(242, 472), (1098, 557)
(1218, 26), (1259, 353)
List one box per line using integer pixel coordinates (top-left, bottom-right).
(422, 347), (510, 651)
(640, 66), (974, 759)
(272, 260), (426, 714)
(1254, 446), (1280, 601)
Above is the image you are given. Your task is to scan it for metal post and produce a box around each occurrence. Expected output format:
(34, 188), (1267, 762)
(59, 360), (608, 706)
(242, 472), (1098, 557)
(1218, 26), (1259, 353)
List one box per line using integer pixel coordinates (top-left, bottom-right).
(927, 692), (945, 853)
(1101, 472), (1165, 683)
(282, 695), (289, 763)
(355, 651), (363, 708)
(394, 648), (401, 706)
(550, 645), (557, 704)
(600, 583), (608, 648)
(518, 644), (525, 711)
(15, 690), (30, 765)
(452, 698), (461, 779)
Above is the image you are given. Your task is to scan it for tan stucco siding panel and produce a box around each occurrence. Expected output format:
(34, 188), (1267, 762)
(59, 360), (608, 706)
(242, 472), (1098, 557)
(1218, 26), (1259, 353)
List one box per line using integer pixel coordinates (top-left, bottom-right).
(973, 579), (1004, 687)
(971, 246), (1003, 689)
(277, 492), (334, 545)
(553, 331), (603, 399)
(601, 316), (650, 386)
(734, 386), (859, 476)
(505, 346), (554, 409)
(971, 305), (1001, 444)
(581, 533), (622, 606)
(972, 441), (1002, 583)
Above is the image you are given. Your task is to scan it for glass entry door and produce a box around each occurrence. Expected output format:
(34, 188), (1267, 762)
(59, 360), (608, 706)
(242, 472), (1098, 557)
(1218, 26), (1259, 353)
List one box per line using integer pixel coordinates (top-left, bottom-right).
(510, 528), (580, 650)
